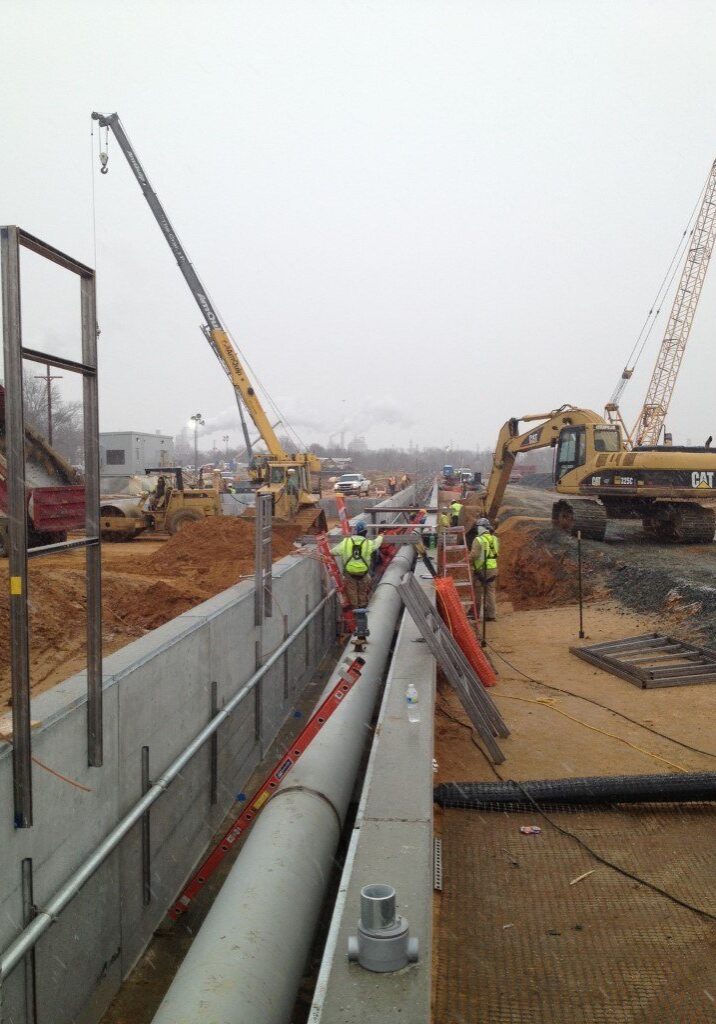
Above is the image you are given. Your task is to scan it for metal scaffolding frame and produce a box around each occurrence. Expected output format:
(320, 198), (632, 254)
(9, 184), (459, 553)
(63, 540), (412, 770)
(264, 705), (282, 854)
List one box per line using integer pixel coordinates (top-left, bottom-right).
(1, 226), (101, 828)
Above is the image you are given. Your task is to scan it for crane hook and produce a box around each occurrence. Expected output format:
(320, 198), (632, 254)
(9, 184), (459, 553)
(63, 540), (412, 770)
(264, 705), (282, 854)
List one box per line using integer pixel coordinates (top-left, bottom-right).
(99, 151), (109, 175)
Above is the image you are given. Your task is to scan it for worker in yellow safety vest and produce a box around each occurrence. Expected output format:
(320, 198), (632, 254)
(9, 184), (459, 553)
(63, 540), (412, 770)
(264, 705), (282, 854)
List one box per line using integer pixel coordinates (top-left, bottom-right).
(470, 516), (499, 621)
(331, 520), (383, 608)
(449, 499), (464, 526)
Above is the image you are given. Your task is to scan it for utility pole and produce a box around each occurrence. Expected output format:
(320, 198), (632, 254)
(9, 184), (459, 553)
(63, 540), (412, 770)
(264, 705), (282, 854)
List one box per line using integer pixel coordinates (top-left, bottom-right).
(34, 364), (63, 445)
(190, 412), (205, 473)
(223, 434), (230, 458)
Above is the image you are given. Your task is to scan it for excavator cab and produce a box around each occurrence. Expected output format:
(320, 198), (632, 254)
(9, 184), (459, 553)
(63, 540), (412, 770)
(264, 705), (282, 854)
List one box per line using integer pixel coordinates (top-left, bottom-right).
(554, 424), (622, 482)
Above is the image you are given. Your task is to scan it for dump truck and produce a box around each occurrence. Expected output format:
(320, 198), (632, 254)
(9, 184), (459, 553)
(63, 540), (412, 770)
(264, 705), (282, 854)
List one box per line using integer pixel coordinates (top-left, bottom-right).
(0, 385), (85, 555)
(485, 405), (716, 543)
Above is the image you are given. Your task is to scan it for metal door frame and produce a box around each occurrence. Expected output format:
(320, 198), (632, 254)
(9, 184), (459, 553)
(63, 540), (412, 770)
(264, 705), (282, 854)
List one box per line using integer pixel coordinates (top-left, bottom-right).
(1, 226), (101, 828)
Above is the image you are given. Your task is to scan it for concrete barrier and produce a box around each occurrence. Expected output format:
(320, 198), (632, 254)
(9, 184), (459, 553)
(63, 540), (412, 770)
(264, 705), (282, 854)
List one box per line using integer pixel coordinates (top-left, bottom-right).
(0, 550), (334, 1024)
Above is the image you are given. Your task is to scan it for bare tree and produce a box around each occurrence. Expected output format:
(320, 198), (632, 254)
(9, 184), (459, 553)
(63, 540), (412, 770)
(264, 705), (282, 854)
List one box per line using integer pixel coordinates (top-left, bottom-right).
(22, 370), (83, 464)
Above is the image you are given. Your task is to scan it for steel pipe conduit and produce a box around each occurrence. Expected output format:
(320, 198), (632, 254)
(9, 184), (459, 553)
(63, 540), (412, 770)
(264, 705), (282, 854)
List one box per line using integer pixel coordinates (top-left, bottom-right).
(151, 540), (418, 1024)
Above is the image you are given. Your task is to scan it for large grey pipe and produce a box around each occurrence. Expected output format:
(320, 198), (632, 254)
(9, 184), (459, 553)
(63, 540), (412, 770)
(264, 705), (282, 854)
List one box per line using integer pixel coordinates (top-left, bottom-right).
(152, 536), (417, 1024)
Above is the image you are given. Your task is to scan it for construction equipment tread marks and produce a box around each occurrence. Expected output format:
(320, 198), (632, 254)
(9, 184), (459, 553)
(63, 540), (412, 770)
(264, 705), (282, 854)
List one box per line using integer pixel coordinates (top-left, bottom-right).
(642, 502), (716, 544)
(552, 498), (607, 541)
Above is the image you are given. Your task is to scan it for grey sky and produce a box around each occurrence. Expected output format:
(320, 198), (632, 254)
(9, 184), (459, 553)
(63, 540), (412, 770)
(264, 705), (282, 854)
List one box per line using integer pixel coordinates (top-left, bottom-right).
(3, 0), (716, 451)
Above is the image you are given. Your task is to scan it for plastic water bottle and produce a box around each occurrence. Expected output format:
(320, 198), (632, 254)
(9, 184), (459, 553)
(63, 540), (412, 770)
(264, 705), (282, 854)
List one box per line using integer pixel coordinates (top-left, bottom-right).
(405, 683), (420, 723)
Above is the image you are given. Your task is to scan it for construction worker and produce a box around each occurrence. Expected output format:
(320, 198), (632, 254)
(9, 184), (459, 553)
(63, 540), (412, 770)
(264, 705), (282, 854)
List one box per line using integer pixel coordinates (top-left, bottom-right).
(400, 473), (410, 489)
(449, 498), (464, 526)
(388, 475), (397, 495)
(471, 517), (499, 621)
(331, 520), (383, 608)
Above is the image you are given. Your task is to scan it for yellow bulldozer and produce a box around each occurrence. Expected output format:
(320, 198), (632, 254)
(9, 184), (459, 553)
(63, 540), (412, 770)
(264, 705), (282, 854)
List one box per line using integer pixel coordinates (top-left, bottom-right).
(485, 406), (716, 543)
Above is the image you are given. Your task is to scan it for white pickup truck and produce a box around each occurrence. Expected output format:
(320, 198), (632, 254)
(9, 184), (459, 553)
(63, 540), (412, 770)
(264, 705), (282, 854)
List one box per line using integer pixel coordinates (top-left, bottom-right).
(334, 473), (371, 496)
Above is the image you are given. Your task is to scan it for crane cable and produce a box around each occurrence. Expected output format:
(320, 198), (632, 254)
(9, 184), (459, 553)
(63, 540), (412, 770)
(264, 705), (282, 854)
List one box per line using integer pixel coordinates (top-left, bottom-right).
(610, 169), (709, 406)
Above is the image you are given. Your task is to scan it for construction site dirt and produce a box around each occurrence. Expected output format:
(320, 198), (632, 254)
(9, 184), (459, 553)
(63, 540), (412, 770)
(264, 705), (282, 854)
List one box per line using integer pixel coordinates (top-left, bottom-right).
(0, 516), (303, 708)
(433, 484), (716, 1022)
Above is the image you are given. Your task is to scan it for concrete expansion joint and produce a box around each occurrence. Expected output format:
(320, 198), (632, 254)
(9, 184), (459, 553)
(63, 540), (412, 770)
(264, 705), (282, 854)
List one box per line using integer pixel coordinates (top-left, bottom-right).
(273, 783), (343, 832)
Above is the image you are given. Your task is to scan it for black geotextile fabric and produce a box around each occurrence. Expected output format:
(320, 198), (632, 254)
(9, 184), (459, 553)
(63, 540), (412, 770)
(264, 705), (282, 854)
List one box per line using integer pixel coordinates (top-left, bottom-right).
(434, 771), (716, 809)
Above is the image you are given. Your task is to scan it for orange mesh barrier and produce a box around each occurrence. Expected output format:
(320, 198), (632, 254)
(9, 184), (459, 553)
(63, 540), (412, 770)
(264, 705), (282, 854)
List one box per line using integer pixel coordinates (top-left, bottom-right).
(434, 577), (497, 688)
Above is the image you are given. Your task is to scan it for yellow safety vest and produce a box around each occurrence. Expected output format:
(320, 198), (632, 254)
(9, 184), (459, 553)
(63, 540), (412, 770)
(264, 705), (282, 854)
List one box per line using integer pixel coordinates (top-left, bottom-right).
(474, 532), (499, 571)
(335, 535), (373, 576)
(450, 502), (464, 516)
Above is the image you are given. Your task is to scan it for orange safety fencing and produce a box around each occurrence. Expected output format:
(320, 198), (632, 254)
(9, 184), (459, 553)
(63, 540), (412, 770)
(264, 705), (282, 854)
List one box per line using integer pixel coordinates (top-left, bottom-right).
(434, 577), (497, 688)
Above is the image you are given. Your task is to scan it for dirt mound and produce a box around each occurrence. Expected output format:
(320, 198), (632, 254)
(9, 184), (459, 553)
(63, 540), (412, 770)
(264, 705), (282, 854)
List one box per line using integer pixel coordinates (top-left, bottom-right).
(0, 515), (306, 706)
(145, 516), (302, 578)
(497, 518), (596, 609)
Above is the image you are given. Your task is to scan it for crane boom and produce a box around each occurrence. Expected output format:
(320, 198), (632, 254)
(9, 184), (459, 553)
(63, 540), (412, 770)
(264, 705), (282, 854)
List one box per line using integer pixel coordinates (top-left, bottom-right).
(91, 111), (288, 462)
(632, 158), (716, 446)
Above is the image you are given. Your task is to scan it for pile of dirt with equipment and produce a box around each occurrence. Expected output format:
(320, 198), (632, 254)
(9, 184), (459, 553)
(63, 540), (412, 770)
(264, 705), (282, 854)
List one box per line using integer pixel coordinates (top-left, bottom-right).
(0, 517), (305, 707)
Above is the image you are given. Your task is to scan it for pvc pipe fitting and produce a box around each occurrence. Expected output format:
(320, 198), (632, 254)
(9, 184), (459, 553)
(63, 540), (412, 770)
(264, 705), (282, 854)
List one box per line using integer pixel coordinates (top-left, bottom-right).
(347, 884), (419, 973)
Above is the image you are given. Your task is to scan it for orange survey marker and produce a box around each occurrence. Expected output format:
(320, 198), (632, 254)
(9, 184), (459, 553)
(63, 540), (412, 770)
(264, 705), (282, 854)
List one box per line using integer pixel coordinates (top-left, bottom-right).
(316, 532), (355, 634)
(169, 655), (365, 920)
(434, 577), (497, 688)
(334, 493), (351, 535)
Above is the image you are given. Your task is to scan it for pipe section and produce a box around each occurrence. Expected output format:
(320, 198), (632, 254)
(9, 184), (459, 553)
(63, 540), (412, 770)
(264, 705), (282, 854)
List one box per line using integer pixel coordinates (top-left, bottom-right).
(434, 771), (716, 809)
(0, 589), (335, 983)
(151, 540), (418, 1024)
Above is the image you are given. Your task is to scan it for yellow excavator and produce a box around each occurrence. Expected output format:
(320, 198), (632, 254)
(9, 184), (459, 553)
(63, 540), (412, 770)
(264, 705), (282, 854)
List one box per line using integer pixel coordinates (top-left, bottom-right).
(485, 406), (716, 543)
(92, 111), (326, 533)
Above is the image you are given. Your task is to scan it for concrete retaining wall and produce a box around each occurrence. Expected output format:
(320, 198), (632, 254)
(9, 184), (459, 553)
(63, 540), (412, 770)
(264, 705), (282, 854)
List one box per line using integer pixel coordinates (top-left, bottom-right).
(0, 550), (334, 1024)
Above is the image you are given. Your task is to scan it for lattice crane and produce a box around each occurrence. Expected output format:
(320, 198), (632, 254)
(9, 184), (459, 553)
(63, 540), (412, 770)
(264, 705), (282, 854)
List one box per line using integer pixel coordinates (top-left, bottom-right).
(622, 159), (716, 447)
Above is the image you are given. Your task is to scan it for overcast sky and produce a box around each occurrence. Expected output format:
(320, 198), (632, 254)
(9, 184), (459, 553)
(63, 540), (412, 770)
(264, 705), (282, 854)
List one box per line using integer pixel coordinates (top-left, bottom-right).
(3, 0), (716, 452)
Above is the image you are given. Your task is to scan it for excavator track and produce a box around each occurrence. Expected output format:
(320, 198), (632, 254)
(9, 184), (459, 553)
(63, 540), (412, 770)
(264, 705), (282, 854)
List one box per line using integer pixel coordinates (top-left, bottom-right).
(642, 502), (716, 544)
(552, 499), (607, 541)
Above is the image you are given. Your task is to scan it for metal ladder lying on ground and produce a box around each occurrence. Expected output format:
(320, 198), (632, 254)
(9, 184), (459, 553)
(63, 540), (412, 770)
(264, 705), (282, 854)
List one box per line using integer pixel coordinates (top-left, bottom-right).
(439, 526), (478, 620)
(398, 573), (509, 764)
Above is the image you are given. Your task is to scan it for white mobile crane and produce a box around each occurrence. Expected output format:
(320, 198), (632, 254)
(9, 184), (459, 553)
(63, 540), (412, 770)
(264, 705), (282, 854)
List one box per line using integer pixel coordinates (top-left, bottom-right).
(92, 111), (325, 531)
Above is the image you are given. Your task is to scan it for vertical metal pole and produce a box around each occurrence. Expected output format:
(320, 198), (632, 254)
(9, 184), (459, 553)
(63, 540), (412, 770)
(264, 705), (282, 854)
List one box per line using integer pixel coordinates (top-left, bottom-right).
(481, 579), (487, 649)
(21, 858), (37, 1024)
(2, 225), (33, 827)
(577, 529), (585, 639)
(210, 681), (218, 806)
(141, 746), (151, 906)
(304, 594), (310, 667)
(282, 613), (289, 700)
(81, 273), (103, 767)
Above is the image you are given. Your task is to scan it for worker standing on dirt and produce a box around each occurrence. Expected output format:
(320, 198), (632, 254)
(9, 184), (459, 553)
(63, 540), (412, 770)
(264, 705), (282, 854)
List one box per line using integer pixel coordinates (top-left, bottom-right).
(331, 520), (383, 608)
(471, 517), (499, 621)
(388, 475), (397, 495)
(450, 498), (464, 526)
(400, 473), (410, 489)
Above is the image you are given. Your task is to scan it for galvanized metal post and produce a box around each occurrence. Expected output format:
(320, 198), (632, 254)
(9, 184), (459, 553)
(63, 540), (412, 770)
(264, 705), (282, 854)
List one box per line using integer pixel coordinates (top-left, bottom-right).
(81, 272), (103, 767)
(210, 681), (219, 806)
(254, 494), (272, 752)
(1, 225), (33, 827)
(21, 858), (37, 1024)
(141, 746), (151, 906)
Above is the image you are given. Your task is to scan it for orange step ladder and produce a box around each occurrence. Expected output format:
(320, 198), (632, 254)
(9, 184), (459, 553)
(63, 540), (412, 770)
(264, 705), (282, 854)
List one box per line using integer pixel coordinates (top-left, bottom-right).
(438, 526), (478, 621)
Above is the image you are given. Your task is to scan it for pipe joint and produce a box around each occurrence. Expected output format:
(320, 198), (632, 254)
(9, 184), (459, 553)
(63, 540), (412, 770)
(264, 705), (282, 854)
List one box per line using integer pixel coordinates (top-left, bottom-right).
(347, 884), (419, 973)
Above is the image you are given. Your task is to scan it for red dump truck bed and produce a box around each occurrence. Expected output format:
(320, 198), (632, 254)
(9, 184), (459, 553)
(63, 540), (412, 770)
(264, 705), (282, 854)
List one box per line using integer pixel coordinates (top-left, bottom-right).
(0, 384), (85, 543)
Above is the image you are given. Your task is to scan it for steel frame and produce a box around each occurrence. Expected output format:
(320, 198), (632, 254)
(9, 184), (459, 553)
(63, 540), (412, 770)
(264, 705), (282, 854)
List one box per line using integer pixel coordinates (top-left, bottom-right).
(1, 226), (101, 827)
(571, 632), (716, 688)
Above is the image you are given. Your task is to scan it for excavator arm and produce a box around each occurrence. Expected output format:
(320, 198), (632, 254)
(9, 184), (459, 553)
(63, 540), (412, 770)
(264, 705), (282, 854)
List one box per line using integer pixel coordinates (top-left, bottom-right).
(485, 406), (606, 522)
(91, 111), (288, 463)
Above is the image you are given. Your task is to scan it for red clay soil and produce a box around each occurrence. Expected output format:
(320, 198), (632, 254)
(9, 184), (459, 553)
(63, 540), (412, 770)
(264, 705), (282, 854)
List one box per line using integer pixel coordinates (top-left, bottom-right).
(0, 517), (305, 706)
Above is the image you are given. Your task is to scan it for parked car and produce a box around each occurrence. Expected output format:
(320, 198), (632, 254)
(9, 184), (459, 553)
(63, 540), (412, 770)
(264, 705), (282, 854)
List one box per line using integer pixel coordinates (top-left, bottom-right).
(334, 473), (371, 496)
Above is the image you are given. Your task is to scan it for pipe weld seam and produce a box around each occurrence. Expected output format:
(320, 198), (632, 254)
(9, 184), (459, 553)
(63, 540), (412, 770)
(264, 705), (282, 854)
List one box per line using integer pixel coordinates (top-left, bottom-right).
(272, 784), (343, 833)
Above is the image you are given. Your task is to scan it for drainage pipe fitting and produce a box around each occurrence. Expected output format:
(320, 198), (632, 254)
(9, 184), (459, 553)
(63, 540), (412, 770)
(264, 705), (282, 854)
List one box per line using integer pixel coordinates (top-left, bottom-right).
(347, 884), (419, 973)
(151, 538), (418, 1024)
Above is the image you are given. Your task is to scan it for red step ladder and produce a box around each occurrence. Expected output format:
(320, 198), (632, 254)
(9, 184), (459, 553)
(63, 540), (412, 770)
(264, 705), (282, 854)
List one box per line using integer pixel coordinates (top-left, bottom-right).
(316, 533), (355, 634)
(439, 526), (478, 620)
(170, 655), (365, 919)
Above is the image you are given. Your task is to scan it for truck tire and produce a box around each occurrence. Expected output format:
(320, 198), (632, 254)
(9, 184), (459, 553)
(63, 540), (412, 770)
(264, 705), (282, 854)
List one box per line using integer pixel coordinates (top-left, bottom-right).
(552, 499), (607, 541)
(166, 509), (203, 535)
